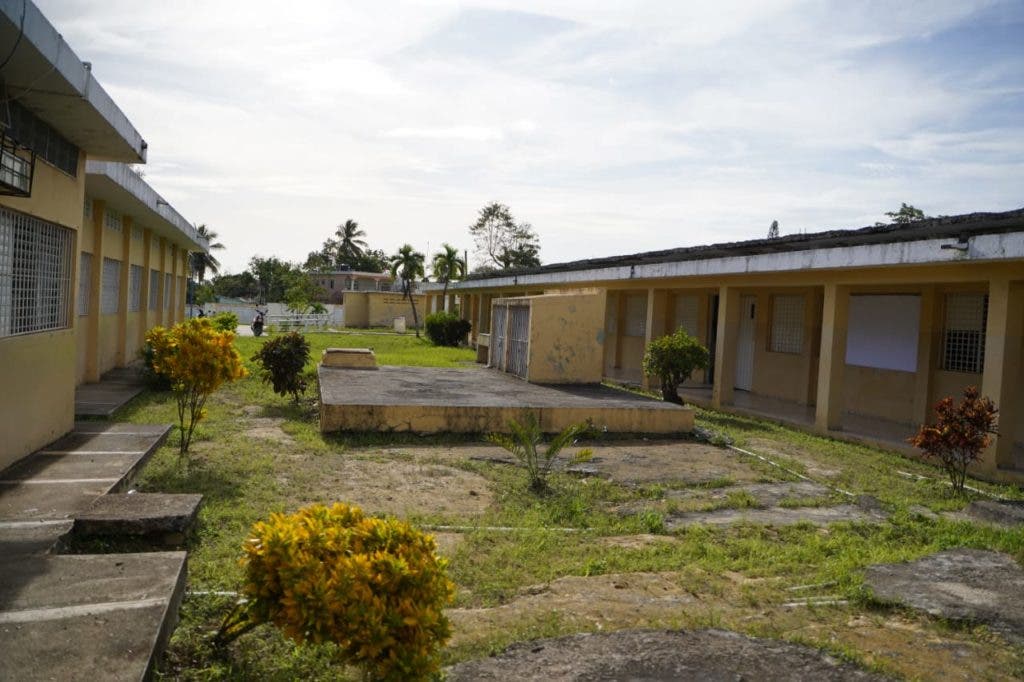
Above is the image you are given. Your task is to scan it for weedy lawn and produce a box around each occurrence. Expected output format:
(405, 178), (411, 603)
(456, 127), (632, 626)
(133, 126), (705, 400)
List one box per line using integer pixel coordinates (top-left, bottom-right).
(111, 331), (1023, 680)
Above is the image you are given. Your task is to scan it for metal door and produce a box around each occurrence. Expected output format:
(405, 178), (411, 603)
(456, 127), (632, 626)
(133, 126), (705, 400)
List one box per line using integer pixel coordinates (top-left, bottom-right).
(735, 295), (756, 391)
(507, 305), (530, 378)
(490, 304), (506, 369)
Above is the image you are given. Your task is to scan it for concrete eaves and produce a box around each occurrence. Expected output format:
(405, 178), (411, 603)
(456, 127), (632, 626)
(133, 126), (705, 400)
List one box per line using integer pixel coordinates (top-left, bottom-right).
(457, 209), (1024, 290)
(0, 0), (147, 162)
(85, 161), (207, 252)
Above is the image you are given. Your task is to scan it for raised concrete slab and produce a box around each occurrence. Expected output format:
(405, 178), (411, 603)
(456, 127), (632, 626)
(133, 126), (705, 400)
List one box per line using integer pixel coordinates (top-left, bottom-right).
(319, 365), (693, 434)
(667, 480), (834, 506)
(74, 493), (202, 542)
(75, 367), (146, 418)
(666, 504), (887, 529)
(864, 549), (1024, 644)
(958, 500), (1024, 528)
(0, 552), (187, 681)
(446, 629), (886, 681)
(322, 347), (377, 368)
(0, 423), (171, 543)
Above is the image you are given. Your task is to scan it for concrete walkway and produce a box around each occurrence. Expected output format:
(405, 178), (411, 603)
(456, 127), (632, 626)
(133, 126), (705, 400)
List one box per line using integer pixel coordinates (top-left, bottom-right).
(75, 366), (146, 418)
(0, 422), (188, 681)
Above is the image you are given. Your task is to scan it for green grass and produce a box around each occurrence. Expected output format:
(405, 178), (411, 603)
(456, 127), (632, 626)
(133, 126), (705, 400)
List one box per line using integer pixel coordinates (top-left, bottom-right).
(110, 332), (1024, 679)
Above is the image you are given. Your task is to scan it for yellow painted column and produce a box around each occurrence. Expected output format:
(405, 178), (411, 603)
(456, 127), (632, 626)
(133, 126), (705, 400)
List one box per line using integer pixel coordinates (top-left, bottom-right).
(980, 278), (1023, 470)
(84, 200), (105, 382)
(641, 289), (668, 391)
(911, 286), (936, 426)
(116, 216), (132, 365)
(814, 283), (850, 431)
(712, 286), (740, 407)
(155, 238), (166, 326)
(168, 245), (179, 325)
(139, 228), (152, 341)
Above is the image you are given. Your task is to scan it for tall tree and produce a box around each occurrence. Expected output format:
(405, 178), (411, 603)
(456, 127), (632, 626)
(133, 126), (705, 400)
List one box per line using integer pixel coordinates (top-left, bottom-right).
(389, 244), (426, 337)
(248, 256), (305, 302)
(469, 203), (540, 270)
(335, 219), (368, 263)
(879, 203), (929, 226)
(767, 220), (780, 239)
(431, 243), (465, 309)
(190, 224), (225, 283)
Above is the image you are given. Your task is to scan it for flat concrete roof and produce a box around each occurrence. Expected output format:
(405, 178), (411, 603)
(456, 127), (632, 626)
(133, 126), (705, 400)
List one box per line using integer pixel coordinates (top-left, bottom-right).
(458, 208), (1024, 289)
(0, 0), (147, 162)
(319, 365), (693, 434)
(85, 161), (207, 251)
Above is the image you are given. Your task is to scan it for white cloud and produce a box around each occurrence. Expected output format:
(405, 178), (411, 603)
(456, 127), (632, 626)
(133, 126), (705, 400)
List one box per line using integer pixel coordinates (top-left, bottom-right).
(32, 0), (1024, 273)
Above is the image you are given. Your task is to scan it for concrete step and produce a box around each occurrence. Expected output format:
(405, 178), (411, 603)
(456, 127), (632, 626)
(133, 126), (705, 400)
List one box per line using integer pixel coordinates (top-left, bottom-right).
(74, 493), (203, 546)
(0, 552), (187, 681)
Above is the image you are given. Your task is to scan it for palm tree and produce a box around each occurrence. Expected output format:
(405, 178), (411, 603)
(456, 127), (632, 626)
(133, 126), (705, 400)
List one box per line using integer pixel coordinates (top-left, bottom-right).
(190, 224), (225, 283)
(389, 244), (425, 337)
(334, 219), (368, 265)
(431, 243), (465, 311)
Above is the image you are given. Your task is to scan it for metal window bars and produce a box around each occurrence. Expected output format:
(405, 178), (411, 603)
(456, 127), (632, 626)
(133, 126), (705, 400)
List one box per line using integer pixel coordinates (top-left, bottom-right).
(129, 265), (143, 312)
(101, 258), (121, 314)
(78, 252), (91, 316)
(770, 294), (805, 354)
(0, 207), (73, 337)
(943, 293), (988, 373)
(0, 131), (35, 197)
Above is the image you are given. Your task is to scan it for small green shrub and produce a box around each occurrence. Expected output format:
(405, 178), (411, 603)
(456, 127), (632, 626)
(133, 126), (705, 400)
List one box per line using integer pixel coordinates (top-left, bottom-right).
(209, 311), (239, 332)
(218, 503), (454, 681)
(488, 415), (593, 493)
(424, 311), (471, 347)
(251, 332), (311, 402)
(642, 328), (710, 404)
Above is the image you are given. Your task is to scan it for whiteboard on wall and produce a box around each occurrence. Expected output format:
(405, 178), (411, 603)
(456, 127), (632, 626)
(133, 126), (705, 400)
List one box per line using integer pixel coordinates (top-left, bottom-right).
(845, 295), (921, 372)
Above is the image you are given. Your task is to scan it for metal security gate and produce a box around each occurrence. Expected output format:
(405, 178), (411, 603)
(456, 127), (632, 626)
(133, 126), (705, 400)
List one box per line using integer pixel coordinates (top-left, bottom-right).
(490, 304), (507, 369)
(506, 305), (530, 378)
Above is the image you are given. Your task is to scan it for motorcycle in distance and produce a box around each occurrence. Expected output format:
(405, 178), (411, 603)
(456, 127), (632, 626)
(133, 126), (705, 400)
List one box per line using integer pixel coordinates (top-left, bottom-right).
(251, 309), (266, 337)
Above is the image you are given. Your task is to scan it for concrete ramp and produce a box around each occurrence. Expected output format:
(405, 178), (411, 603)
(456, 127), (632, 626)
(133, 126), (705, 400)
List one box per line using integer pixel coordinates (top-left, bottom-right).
(319, 365), (694, 434)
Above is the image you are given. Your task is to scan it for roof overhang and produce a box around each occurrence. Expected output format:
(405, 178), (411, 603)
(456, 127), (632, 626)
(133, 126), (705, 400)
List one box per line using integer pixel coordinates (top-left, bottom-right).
(0, 0), (147, 162)
(85, 161), (206, 251)
(455, 210), (1024, 290)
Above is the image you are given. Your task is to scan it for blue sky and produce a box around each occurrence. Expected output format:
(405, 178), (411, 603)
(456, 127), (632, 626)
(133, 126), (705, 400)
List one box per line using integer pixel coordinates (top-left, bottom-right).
(36, 0), (1024, 273)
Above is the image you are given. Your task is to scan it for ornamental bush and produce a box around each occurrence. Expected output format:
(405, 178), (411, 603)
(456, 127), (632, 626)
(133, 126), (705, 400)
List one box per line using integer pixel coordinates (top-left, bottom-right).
(145, 318), (247, 457)
(488, 415), (593, 493)
(424, 311), (471, 347)
(220, 503), (454, 681)
(909, 386), (998, 495)
(251, 332), (311, 402)
(642, 328), (710, 404)
(210, 311), (239, 333)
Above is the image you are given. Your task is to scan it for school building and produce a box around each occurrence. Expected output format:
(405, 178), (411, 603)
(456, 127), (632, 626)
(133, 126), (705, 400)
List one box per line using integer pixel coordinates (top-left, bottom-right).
(436, 210), (1024, 483)
(0, 1), (205, 470)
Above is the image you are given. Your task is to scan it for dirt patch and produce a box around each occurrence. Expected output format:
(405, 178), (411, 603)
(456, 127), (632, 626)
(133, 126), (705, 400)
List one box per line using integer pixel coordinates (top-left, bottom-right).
(446, 629), (887, 681)
(745, 437), (842, 479)
(432, 531), (464, 557)
(399, 441), (772, 487)
(599, 534), (679, 550)
(449, 572), (694, 644)
(289, 459), (493, 518)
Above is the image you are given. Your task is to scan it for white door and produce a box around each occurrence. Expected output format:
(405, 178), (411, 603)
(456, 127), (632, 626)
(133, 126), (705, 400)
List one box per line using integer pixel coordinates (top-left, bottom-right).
(735, 295), (756, 391)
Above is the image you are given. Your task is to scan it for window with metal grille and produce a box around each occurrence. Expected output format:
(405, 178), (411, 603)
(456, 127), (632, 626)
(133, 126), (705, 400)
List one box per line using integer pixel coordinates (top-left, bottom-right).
(128, 265), (143, 312)
(101, 258), (121, 314)
(132, 226), (143, 241)
(78, 252), (92, 316)
(6, 101), (80, 177)
(164, 273), (172, 308)
(674, 294), (699, 337)
(83, 198), (92, 221)
(770, 294), (805, 353)
(104, 209), (122, 232)
(149, 269), (160, 310)
(624, 294), (647, 337)
(0, 207), (73, 337)
(943, 293), (987, 373)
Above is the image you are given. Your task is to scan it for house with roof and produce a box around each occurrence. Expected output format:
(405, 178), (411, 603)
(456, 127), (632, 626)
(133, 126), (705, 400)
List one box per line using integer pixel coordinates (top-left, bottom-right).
(0, 0), (206, 470)
(432, 210), (1024, 483)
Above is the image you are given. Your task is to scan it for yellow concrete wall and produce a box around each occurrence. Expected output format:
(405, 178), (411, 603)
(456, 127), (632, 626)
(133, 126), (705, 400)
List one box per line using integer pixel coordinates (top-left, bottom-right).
(843, 366), (917, 422)
(0, 160), (85, 470)
(343, 293), (370, 327)
(749, 288), (820, 405)
(0, 329), (76, 470)
(99, 314), (120, 374)
(525, 292), (606, 384)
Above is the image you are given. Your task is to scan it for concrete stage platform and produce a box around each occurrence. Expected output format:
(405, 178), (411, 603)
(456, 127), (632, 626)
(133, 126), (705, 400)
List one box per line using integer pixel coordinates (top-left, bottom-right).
(318, 366), (693, 434)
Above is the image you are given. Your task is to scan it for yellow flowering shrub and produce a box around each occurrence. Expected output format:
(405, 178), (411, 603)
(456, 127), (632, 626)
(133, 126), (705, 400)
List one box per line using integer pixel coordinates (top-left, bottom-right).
(230, 503), (454, 681)
(145, 318), (246, 457)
